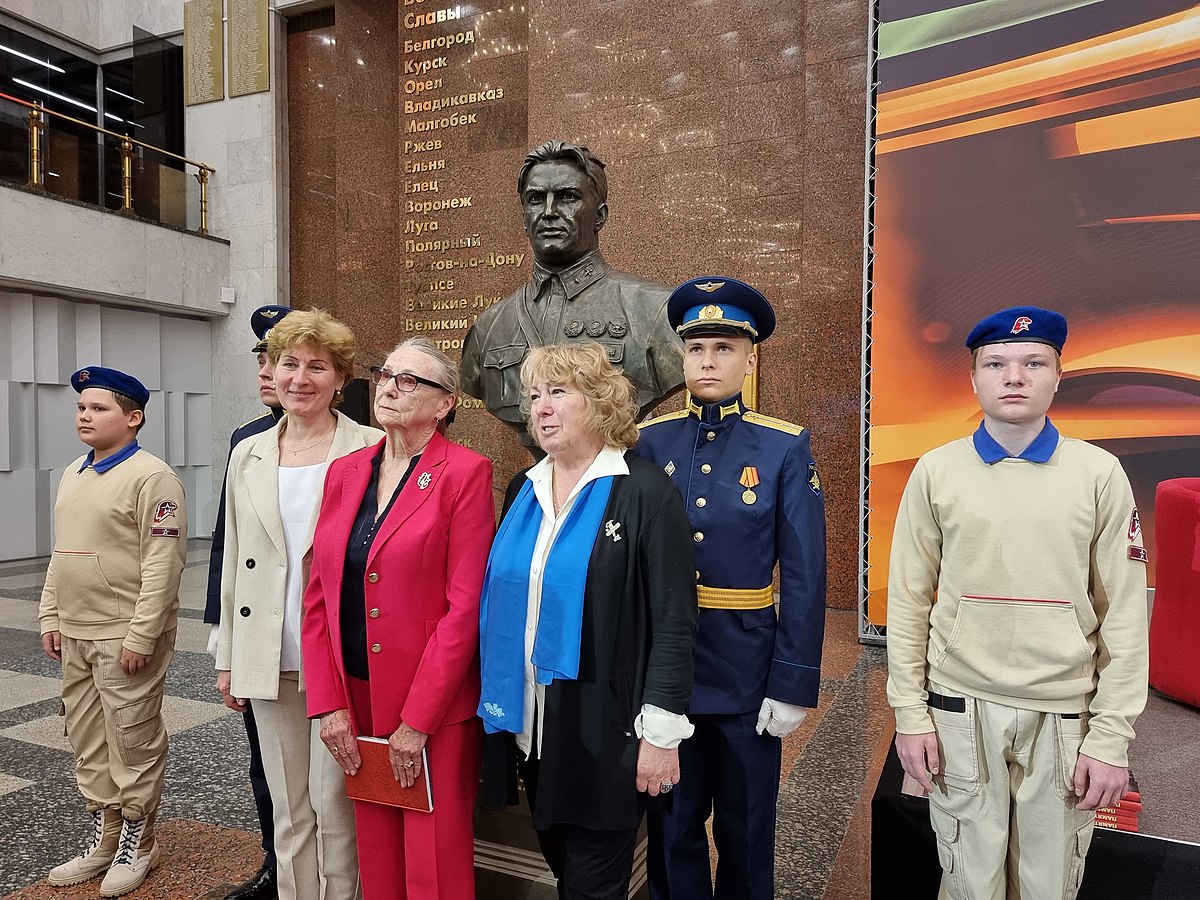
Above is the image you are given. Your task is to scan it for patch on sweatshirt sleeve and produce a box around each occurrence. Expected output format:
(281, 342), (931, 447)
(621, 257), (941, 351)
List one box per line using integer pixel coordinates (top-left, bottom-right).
(153, 500), (178, 524)
(150, 499), (181, 537)
(1128, 545), (1147, 563)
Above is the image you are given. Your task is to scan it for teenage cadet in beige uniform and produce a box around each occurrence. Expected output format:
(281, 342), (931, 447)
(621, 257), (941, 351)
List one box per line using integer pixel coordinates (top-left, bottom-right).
(887, 307), (1149, 900)
(40, 367), (187, 897)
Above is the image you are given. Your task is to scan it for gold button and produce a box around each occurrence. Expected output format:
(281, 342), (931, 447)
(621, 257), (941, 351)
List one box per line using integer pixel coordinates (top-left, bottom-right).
(706, 431), (716, 441)
(693, 532), (704, 542)
(370, 643), (381, 653)
(367, 573), (379, 583)
(701, 464), (711, 474)
(695, 497), (707, 508)
(369, 608), (380, 619)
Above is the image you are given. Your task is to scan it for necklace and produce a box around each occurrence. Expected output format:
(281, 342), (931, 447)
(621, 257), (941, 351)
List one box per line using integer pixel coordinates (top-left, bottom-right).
(283, 429), (334, 455)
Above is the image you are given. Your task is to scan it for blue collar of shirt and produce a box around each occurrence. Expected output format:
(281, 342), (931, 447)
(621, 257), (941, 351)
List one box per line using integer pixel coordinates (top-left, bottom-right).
(972, 419), (1059, 465)
(687, 393), (745, 425)
(79, 441), (140, 473)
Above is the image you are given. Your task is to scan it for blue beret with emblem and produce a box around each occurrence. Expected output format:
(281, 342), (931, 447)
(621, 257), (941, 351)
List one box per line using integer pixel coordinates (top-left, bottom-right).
(71, 366), (150, 407)
(250, 305), (294, 353)
(667, 276), (777, 343)
(966, 306), (1068, 353)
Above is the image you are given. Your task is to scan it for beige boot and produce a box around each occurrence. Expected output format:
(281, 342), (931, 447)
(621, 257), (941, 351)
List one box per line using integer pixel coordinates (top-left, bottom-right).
(47, 808), (122, 885)
(99, 814), (160, 897)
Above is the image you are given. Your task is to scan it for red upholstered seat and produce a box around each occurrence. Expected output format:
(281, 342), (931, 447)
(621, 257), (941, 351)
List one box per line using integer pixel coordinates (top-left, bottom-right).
(1149, 478), (1200, 709)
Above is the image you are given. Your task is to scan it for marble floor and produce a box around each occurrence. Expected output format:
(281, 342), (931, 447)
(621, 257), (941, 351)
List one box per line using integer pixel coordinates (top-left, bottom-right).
(0, 544), (1193, 899)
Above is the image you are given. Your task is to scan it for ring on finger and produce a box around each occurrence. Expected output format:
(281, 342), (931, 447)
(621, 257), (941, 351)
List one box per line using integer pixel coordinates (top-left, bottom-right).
(403, 760), (416, 768)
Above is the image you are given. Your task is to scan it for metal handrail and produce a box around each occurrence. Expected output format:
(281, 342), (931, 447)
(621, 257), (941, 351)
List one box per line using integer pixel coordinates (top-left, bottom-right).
(0, 89), (216, 234)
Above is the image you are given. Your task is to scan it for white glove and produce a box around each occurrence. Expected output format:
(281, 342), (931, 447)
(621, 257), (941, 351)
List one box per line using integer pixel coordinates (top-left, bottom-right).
(755, 698), (808, 738)
(206, 623), (220, 659)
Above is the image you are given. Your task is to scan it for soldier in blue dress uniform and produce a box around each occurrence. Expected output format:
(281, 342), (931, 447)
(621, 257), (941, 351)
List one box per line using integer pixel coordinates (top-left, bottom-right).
(203, 304), (293, 900)
(639, 277), (827, 900)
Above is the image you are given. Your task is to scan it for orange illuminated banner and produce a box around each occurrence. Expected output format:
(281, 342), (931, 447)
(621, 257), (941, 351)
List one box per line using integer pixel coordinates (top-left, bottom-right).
(865, 0), (1200, 633)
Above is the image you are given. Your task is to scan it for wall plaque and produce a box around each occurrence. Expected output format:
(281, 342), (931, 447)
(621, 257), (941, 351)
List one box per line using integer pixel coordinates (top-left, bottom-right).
(398, 1), (530, 460)
(183, 0), (223, 106)
(228, 0), (270, 97)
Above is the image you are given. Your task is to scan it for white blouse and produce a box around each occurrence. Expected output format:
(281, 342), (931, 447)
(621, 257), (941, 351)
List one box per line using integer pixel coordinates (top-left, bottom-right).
(277, 462), (328, 673)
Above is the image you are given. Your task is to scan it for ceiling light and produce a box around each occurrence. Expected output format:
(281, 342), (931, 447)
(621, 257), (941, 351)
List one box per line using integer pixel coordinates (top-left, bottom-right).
(105, 86), (143, 104)
(0, 43), (65, 73)
(12, 77), (95, 112)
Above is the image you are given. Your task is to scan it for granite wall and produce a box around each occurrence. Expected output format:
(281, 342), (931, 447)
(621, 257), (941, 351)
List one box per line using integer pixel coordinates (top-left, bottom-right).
(288, 0), (869, 609)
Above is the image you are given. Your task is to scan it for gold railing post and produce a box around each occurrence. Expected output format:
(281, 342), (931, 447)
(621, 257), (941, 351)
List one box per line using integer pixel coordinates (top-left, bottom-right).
(27, 103), (45, 189)
(120, 136), (135, 212)
(194, 166), (211, 235)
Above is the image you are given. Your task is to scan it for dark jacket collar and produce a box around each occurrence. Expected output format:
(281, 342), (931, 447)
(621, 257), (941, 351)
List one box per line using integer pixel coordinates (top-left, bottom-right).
(687, 393), (745, 426)
(530, 250), (607, 301)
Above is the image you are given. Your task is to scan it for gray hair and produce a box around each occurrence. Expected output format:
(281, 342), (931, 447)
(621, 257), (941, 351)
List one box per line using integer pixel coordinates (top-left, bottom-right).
(392, 336), (459, 394)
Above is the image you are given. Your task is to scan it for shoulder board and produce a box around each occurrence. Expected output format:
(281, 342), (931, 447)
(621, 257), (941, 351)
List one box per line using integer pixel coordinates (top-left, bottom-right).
(236, 411), (274, 431)
(638, 409), (690, 429)
(743, 410), (805, 436)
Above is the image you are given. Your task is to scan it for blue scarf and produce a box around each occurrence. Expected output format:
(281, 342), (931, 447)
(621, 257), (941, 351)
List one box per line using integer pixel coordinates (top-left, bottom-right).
(478, 473), (615, 735)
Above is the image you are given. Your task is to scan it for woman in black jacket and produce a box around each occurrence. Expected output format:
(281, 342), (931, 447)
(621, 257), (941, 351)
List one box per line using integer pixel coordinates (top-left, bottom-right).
(478, 342), (698, 900)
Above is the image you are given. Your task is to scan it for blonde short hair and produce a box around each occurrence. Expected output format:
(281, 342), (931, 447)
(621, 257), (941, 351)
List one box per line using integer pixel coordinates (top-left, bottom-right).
(520, 343), (639, 450)
(266, 309), (357, 409)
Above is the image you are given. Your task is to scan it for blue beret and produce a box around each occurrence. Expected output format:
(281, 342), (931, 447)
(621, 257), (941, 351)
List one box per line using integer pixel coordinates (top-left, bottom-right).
(250, 305), (294, 352)
(71, 366), (150, 407)
(965, 306), (1068, 353)
(667, 277), (777, 343)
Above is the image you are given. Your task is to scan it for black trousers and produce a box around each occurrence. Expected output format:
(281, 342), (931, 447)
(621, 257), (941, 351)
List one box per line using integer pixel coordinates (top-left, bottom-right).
(244, 699), (276, 868)
(519, 754), (639, 900)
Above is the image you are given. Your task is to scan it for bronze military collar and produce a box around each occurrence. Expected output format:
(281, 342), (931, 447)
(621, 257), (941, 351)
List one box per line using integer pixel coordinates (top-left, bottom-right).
(530, 251), (608, 302)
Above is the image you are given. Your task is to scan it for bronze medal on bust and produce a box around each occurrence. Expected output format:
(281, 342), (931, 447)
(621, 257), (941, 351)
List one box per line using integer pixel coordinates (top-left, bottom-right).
(586, 320), (606, 338)
(608, 320), (628, 338)
(564, 320), (584, 338)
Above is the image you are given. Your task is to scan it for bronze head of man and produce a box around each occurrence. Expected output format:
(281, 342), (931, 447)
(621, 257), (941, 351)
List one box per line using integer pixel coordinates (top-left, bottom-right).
(459, 139), (684, 449)
(517, 141), (610, 270)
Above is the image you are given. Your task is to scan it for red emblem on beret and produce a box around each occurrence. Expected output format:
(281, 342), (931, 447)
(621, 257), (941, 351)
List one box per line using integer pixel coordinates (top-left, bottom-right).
(1011, 316), (1033, 335)
(78, 370), (90, 382)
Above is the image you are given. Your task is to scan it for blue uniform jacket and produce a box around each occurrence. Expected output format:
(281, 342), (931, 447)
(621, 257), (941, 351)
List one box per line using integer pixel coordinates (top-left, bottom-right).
(637, 395), (826, 714)
(203, 409), (284, 624)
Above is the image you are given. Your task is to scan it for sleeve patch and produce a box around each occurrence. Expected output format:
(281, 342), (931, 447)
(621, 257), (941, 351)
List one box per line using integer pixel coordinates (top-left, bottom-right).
(807, 461), (822, 495)
(1128, 545), (1147, 563)
(150, 526), (181, 538)
(153, 500), (179, 524)
(1127, 507), (1141, 542)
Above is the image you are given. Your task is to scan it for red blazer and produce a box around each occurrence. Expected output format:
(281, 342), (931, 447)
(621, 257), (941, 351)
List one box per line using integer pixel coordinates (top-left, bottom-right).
(301, 430), (495, 735)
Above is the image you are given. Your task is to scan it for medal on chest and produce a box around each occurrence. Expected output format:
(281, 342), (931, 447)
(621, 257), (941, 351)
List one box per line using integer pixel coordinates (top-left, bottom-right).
(739, 466), (760, 505)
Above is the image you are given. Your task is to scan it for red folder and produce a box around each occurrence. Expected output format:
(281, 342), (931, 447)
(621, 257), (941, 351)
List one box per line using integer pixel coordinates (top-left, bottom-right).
(343, 737), (432, 812)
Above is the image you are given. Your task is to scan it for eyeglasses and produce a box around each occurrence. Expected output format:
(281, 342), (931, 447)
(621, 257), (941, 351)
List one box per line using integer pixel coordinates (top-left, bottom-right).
(368, 366), (449, 393)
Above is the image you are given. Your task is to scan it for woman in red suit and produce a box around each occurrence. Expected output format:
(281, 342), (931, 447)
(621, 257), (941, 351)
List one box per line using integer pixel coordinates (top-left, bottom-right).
(301, 336), (495, 899)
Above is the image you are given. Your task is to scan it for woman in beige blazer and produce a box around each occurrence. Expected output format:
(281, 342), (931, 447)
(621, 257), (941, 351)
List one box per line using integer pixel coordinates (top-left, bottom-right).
(216, 309), (381, 900)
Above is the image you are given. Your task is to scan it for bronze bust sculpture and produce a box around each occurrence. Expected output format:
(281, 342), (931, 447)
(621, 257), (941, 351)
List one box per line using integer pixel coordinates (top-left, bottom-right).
(460, 141), (684, 447)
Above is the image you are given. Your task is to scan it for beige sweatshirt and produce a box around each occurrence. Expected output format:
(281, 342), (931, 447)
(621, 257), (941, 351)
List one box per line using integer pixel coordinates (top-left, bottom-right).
(886, 435), (1148, 767)
(39, 449), (187, 655)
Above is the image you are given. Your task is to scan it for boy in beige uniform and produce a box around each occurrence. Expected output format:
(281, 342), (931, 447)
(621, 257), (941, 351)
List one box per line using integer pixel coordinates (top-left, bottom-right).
(887, 307), (1148, 900)
(39, 366), (187, 897)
